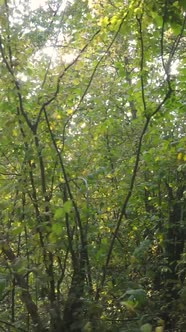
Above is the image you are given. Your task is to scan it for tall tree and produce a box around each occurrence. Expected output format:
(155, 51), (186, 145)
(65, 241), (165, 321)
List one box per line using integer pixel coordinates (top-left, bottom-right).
(0, 0), (185, 331)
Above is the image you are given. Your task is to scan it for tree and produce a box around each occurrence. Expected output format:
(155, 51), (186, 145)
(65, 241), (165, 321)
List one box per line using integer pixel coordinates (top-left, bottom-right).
(0, 0), (185, 331)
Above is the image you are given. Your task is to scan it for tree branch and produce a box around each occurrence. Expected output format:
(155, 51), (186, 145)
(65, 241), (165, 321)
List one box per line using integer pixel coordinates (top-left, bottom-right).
(96, 89), (172, 299)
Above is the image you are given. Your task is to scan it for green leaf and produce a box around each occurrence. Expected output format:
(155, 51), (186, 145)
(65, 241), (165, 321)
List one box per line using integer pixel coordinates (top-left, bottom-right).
(63, 200), (72, 213)
(52, 222), (62, 236)
(140, 323), (152, 332)
(125, 289), (147, 307)
(179, 0), (186, 11)
(133, 240), (151, 261)
(54, 208), (65, 220)
(121, 300), (137, 311)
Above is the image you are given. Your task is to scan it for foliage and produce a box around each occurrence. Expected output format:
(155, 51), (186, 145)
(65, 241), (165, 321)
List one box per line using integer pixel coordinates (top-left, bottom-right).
(0, 0), (185, 331)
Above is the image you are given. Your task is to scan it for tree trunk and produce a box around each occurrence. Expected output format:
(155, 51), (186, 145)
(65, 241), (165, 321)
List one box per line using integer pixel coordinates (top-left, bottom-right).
(62, 268), (85, 332)
(161, 185), (185, 330)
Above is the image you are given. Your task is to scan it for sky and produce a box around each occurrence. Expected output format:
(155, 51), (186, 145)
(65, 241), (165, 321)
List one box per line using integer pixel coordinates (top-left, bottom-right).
(30, 0), (46, 10)
(30, 0), (70, 10)
(29, 0), (76, 64)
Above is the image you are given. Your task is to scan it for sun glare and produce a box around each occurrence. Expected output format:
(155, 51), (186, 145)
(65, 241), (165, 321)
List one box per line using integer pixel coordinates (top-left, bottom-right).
(30, 0), (71, 10)
(30, 0), (46, 10)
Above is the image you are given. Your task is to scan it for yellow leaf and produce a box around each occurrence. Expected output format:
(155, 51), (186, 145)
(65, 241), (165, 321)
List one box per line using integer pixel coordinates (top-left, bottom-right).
(155, 327), (164, 332)
(66, 109), (73, 115)
(177, 152), (183, 160)
(130, 255), (137, 263)
(56, 114), (62, 120)
(99, 16), (109, 27)
(110, 15), (118, 25)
